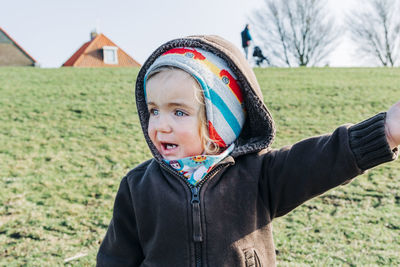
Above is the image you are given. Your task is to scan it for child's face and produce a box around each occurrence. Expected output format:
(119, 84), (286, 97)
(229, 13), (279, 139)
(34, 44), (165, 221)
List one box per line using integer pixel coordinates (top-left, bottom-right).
(146, 69), (204, 160)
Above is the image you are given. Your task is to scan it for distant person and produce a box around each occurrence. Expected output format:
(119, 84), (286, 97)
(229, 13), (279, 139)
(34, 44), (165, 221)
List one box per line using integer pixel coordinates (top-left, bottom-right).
(97, 35), (400, 266)
(241, 24), (252, 59)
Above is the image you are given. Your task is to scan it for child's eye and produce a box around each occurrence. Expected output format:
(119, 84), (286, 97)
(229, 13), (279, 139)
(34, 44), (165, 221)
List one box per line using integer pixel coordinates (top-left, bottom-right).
(149, 108), (159, 116)
(175, 110), (187, 117)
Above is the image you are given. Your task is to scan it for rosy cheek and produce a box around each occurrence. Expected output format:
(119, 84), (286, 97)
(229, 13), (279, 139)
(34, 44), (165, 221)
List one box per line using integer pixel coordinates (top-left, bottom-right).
(147, 121), (156, 142)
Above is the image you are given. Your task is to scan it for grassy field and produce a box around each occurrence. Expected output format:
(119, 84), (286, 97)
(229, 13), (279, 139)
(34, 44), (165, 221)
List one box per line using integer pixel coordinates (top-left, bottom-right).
(0, 67), (399, 266)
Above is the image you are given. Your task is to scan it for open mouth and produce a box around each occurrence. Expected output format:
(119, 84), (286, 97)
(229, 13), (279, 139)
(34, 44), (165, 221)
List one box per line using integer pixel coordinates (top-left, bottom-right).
(161, 143), (178, 150)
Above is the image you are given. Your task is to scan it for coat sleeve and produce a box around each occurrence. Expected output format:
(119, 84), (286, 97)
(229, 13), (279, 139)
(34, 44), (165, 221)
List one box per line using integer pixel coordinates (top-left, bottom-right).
(259, 112), (397, 219)
(97, 176), (144, 267)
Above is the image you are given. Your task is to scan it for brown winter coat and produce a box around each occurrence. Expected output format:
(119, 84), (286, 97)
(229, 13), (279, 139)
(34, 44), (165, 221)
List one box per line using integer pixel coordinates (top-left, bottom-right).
(97, 35), (396, 266)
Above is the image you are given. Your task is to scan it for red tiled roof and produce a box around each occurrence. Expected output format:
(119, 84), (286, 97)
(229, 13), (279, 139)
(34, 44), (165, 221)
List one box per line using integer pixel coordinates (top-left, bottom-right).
(62, 33), (141, 67)
(0, 27), (36, 63)
(62, 40), (91, 67)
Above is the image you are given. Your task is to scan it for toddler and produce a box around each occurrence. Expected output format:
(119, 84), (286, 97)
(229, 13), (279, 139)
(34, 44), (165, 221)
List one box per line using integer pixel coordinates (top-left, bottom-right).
(97, 35), (399, 266)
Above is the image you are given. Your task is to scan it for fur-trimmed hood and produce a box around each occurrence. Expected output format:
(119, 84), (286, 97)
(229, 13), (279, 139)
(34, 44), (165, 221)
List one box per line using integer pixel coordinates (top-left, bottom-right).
(135, 35), (275, 160)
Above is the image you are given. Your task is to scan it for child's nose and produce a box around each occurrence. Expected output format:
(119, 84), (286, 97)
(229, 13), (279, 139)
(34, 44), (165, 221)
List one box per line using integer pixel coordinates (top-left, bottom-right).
(155, 115), (172, 133)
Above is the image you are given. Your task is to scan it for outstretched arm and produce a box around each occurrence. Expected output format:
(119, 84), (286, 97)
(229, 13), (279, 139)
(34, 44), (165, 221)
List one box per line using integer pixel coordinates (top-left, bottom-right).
(259, 110), (398, 219)
(385, 101), (400, 150)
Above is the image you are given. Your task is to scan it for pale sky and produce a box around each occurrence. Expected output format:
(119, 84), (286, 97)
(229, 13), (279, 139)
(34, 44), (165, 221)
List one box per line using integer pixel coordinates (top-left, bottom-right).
(0, 0), (361, 68)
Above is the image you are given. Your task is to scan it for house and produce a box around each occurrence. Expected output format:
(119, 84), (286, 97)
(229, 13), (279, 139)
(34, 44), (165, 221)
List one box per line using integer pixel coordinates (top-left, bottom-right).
(0, 27), (36, 66)
(63, 32), (141, 67)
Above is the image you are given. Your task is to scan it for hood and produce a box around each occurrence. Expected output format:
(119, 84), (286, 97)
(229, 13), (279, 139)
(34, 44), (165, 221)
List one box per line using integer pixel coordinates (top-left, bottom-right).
(135, 35), (275, 161)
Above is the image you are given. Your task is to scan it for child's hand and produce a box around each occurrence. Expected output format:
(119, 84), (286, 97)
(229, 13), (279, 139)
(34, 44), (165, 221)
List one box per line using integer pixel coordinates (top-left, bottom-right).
(385, 101), (400, 150)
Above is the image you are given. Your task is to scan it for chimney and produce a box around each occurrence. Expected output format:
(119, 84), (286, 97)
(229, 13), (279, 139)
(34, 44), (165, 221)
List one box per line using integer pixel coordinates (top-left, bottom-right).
(90, 30), (98, 40)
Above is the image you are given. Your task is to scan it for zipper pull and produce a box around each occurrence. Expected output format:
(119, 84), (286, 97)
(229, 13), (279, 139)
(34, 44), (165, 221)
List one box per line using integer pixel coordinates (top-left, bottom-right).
(191, 187), (200, 204)
(191, 187), (202, 242)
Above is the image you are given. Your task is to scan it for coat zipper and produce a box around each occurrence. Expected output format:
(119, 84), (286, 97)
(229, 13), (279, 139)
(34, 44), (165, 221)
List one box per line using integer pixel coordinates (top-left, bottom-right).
(191, 186), (202, 267)
(160, 161), (232, 267)
(191, 186), (202, 242)
(190, 164), (231, 267)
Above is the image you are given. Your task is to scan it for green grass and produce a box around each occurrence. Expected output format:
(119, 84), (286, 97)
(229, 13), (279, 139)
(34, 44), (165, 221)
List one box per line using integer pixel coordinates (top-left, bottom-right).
(0, 67), (399, 266)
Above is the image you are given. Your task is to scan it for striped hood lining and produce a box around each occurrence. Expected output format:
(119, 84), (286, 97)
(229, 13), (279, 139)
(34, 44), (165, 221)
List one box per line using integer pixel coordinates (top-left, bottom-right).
(143, 47), (246, 149)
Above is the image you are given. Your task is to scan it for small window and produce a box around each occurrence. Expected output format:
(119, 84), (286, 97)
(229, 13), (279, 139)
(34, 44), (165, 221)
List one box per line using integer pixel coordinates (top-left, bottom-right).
(103, 46), (118, 64)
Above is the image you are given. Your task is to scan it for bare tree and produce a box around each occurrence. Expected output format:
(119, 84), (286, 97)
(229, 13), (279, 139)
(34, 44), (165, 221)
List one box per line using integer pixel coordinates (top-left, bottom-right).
(347, 0), (400, 66)
(250, 0), (339, 67)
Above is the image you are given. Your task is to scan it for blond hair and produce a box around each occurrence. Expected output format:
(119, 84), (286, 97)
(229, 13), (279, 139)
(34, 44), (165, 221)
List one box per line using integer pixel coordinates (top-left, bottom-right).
(146, 66), (221, 155)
